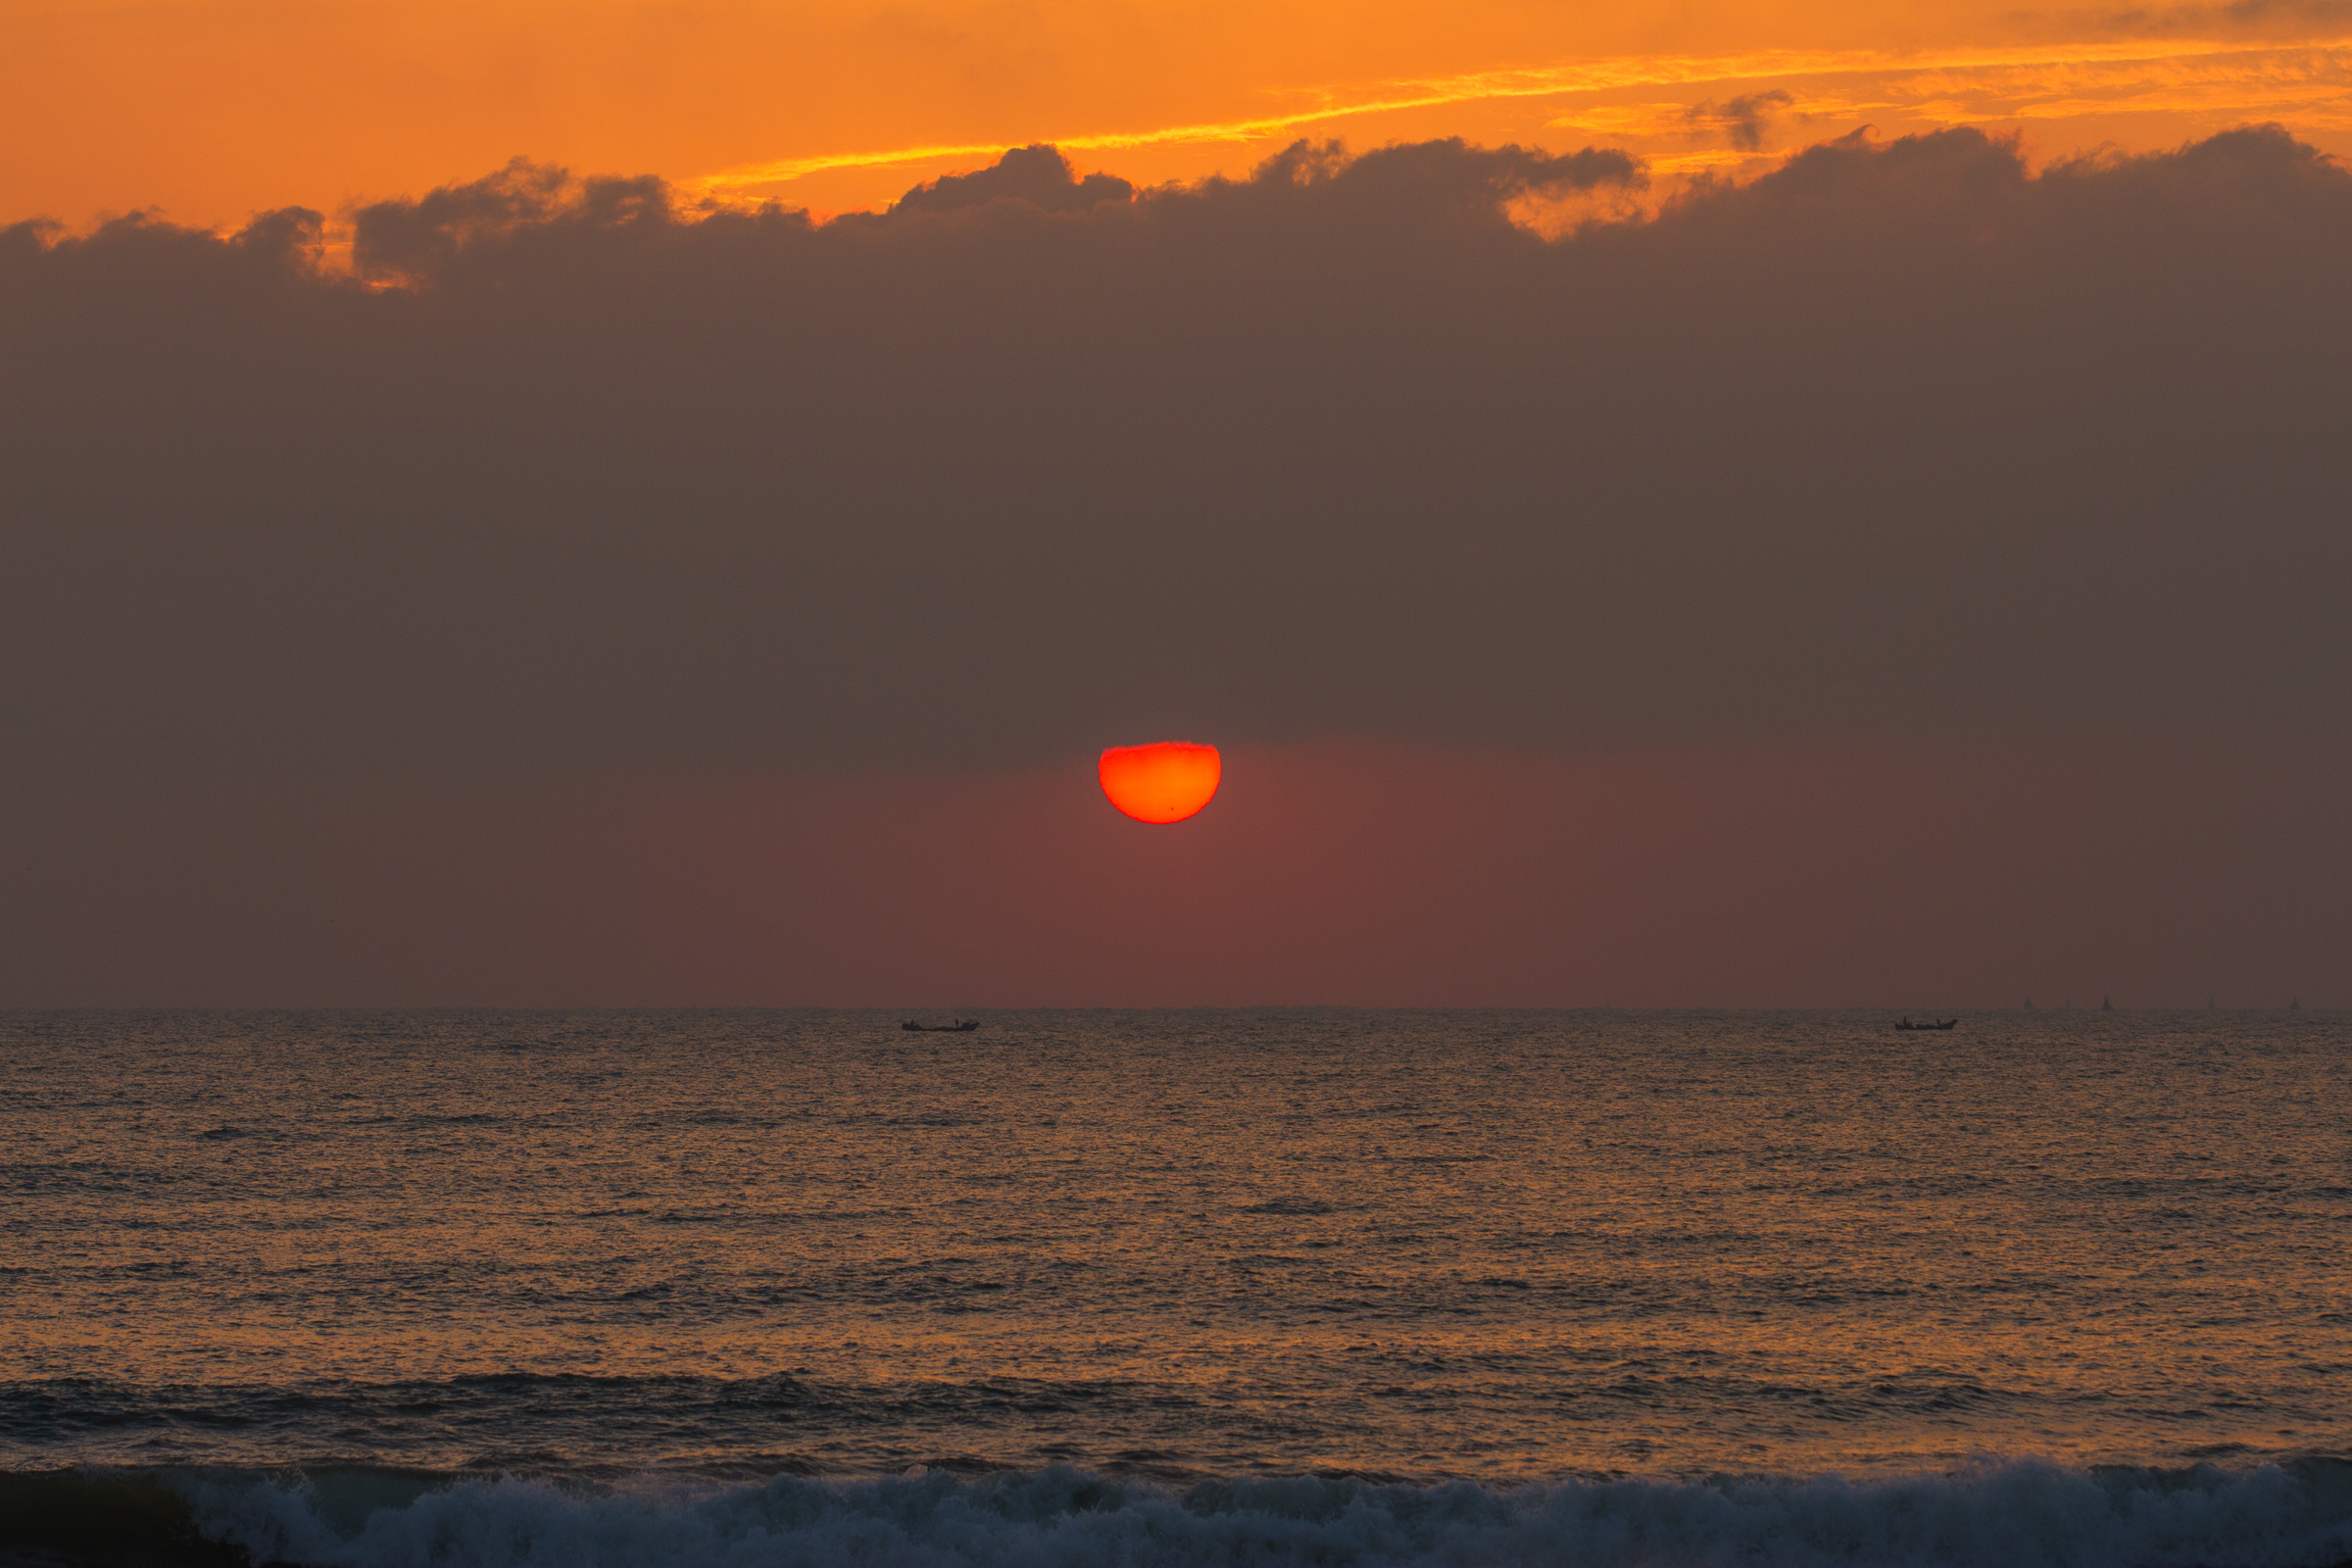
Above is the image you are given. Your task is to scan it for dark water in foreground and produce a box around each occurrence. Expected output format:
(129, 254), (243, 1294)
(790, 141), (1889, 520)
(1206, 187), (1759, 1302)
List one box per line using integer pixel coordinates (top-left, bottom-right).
(4, 1008), (2349, 1566)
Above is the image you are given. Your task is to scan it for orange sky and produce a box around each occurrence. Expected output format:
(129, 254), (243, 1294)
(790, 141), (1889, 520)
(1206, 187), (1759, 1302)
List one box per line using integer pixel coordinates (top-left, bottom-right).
(7, 0), (2348, 229)
(8, 6), (2351, 1007)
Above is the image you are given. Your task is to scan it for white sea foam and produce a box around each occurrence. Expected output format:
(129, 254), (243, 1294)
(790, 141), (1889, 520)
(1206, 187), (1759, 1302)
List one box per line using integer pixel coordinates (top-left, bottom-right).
(185, 1459), (2352, 1568)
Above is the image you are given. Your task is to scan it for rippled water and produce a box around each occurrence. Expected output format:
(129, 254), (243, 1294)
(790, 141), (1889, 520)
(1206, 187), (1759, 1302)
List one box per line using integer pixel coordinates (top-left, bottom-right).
(5, 1008), (2350, 1564)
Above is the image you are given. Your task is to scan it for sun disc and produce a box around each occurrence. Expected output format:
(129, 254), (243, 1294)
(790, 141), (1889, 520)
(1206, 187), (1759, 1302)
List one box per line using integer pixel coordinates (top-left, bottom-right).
(1100, 742), (1221, 824)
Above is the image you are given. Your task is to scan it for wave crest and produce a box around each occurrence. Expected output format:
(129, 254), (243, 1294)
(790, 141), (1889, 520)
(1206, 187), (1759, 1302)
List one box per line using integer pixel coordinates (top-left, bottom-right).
(163, 1458), (2352, 1568)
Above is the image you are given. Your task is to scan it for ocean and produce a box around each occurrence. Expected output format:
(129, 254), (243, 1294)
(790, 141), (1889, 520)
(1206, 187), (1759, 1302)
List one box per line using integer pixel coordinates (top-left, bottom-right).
(4, 1007), (2348, 1566)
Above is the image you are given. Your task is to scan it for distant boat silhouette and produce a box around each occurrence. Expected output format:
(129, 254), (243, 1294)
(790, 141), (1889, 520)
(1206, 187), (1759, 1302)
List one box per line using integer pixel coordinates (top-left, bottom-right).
(1894, 1016), (1958, 1031)
(2290, 997), (2302, 1012)
(2101, 995), (2114, 1010)
(903, 1019), (981, 1033)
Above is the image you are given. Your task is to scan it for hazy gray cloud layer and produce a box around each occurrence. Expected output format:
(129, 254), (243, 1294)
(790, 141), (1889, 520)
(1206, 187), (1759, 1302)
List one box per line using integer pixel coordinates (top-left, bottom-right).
(2087, 0), (2352, 35)
(893, 144), (1137, 215)
(3, 130), (2346, 779)
(1686, 90), (1793, 150)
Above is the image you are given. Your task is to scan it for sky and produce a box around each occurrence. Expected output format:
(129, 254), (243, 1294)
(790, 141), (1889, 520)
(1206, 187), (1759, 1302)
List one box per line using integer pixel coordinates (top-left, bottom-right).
(2, 1), (2347, 1006)
(9, 0), (2352, 228)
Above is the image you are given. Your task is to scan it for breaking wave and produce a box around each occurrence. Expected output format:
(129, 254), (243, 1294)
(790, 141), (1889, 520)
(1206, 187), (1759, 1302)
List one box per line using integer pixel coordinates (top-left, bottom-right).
(10, 1457), (2352, 1568)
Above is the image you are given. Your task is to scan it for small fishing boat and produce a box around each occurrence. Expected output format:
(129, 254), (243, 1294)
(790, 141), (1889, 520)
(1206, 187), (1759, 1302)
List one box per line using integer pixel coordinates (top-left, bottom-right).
(902, 1019), (981, 1033)
(1893, 1016), (1958, 1031)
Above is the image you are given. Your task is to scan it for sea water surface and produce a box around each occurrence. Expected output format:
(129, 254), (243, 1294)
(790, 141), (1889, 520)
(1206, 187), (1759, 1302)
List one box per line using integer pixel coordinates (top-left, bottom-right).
(4, 1008), (2349, 1566)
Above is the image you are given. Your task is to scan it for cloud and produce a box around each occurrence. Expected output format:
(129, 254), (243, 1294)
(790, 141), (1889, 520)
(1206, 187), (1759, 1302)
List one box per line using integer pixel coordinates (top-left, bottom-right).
(2034, 0), (2352, 37)
(2, 129), (2347, 784)
(1685, 89), (1796, 149)
(351, 156), (662, 282)
(692, 32), (2352, 201)
(891, 144), (1134, 215)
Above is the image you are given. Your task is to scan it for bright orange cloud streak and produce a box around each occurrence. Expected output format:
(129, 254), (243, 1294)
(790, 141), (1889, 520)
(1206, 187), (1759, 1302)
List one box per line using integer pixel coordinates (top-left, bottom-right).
(6, 0), (2349, 229)
(691, 32), (2352, 199)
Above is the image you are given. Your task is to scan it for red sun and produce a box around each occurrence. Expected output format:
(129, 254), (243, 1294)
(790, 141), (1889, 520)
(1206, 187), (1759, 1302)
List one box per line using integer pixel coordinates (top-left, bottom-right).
(1100, 742), (1222, 824)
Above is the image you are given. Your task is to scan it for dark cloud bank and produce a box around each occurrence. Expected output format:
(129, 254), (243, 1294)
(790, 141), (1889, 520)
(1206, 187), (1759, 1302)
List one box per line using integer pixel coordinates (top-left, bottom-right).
(4, 128), (2348, 782)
